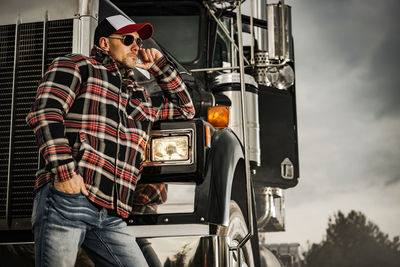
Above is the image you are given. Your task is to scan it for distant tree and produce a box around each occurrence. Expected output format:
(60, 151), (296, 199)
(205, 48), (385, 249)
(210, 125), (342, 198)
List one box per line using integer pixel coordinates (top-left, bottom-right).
(303, 210), (400, 267)
(163, 244), (191, 267)
(163, 257), (172, 267)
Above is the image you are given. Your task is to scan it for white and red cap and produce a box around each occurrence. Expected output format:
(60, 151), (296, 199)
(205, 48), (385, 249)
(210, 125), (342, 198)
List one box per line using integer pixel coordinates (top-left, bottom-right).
(94, 15), (153, 46)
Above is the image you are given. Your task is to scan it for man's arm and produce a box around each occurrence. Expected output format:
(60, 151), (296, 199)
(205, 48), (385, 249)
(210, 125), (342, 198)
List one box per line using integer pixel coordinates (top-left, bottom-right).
(26, 56), (88, 195)
(134, 48), (195, 121)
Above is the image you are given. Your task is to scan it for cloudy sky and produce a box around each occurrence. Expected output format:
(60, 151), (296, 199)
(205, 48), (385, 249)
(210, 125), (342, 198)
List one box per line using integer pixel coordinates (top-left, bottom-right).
(257, 0), (400, 249)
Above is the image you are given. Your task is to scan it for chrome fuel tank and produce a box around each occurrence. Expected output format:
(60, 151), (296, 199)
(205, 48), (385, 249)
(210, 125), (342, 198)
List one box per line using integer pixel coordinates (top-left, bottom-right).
(212, 73), (261, 166)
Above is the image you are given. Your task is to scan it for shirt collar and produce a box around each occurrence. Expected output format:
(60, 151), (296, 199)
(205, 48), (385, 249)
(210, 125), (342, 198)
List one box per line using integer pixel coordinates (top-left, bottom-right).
(90, 45), (135, 79)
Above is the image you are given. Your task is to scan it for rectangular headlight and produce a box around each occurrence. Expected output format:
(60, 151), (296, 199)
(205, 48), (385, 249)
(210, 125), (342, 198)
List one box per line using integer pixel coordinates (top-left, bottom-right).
(144, 129), (194, 166)
(152, 136), (189, 161)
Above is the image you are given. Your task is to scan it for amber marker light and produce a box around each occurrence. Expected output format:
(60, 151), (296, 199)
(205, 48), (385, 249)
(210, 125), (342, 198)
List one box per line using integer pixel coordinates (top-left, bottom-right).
(207, 106), (230, 129)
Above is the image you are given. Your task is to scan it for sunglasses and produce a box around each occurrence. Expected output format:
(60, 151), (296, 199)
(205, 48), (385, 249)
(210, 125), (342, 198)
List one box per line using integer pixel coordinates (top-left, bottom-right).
(108, 34), (143, 48)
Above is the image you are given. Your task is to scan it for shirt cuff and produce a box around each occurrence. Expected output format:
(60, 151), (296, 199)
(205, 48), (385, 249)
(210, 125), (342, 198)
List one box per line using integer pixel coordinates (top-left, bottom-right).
(148, 56), (168, 77)
(52, 161), (79, 182)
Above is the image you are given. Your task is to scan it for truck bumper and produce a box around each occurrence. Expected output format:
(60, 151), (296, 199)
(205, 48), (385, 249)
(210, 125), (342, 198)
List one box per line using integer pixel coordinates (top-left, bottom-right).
(0, 234), (232, 267)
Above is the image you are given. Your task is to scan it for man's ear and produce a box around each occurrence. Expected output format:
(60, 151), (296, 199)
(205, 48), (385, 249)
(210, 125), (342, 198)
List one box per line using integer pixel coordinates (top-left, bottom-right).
(99, 37), (110, 52)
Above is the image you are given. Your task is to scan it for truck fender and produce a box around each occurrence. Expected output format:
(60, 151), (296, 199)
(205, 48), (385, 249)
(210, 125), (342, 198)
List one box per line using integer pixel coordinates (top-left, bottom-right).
(204, 128), (244, 226)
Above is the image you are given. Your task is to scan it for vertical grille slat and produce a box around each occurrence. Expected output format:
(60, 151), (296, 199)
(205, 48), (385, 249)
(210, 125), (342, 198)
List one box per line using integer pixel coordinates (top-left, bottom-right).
(46, 20), (74, 68)
(0, 19), (73, 225)
(0, 24), (16, 220)
(8, 21), (44, 220)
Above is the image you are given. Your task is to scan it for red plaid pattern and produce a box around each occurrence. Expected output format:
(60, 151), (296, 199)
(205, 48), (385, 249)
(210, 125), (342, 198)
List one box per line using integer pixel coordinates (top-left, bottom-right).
(26, 46), (194, 218)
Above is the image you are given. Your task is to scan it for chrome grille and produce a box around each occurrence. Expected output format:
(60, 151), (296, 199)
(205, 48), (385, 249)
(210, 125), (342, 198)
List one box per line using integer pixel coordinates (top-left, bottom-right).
(0, 19), (73, 227)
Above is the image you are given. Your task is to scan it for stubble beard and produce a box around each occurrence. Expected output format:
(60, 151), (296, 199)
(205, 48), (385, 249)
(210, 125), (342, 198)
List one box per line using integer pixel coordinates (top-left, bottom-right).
(119, 56), (136, 69)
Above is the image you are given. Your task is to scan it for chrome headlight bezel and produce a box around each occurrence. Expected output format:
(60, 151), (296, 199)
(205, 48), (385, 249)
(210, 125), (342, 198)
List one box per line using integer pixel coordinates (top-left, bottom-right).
(144, 129), (194, 166)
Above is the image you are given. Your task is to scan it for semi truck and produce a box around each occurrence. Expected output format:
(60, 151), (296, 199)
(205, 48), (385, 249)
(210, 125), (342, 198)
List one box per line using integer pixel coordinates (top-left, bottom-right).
(0, 0), (299, 266)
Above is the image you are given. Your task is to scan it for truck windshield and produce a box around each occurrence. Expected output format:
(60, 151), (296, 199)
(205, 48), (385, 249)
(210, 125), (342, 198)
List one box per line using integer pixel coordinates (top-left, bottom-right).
(114, 1), (202, 64)
(133, 15), (200, 63)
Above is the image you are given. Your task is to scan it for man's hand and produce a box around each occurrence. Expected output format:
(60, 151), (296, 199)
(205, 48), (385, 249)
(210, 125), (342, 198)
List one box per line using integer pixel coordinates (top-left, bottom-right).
(136, 48), (163, 70)
(54, 174), (89, 196)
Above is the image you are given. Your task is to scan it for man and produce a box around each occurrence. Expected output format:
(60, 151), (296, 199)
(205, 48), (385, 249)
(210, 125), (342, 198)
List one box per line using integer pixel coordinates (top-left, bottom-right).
(26, 14), (195, 267)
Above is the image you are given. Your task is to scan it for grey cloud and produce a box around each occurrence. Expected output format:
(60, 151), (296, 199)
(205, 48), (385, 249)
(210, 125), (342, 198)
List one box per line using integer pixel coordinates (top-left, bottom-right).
(385, 176), (400, 186)
(293, 0), (400, 116)
(364, 134), (400, 187)
(290, 0), (400, 188)
(366, 31), (400, 117)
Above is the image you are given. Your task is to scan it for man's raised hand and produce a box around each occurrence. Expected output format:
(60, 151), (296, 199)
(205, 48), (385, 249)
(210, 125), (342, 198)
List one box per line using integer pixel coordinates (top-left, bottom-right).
(136, 48), (163, 70)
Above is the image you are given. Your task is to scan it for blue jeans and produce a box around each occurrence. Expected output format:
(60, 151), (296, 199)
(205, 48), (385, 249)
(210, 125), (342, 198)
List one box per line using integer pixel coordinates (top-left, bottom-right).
(32, 182), (148, 267)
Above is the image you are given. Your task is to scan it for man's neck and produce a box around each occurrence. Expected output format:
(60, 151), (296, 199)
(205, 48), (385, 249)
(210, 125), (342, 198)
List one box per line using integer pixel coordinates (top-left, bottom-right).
(116, 61), (126, 77)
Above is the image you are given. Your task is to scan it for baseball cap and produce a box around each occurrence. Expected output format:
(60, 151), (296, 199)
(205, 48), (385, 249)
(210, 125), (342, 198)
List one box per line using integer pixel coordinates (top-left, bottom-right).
(94, 15), (153, 46)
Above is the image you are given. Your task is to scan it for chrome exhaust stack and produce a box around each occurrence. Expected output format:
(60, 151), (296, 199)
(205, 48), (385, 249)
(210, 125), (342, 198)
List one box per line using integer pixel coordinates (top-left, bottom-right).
(255, 1), (295, 90)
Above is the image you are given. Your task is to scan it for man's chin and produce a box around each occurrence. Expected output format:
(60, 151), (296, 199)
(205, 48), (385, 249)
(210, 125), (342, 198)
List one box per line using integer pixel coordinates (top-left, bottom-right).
(121, 60), (136, 69)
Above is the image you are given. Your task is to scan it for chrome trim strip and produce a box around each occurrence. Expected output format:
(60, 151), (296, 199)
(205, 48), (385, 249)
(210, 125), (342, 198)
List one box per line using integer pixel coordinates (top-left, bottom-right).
(280, 0), (286, 61)
(41, 11), (48, 77)
(250, 0), (255, 65)
(38, 12), (48, 169)
(6, 15), (21, 225)
(0, 241), (34, 245)
(127, 224), (210, 238)
(212, 73), (259, 88)
(190, 66), (240, 73)
(231, 17), (237, 68)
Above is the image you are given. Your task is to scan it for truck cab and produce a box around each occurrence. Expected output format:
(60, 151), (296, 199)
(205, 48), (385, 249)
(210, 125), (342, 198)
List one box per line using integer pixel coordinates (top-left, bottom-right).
(0, 0), (299, 266)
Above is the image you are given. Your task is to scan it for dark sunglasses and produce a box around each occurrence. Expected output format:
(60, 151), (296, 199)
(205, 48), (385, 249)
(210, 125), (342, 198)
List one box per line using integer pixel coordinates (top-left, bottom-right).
(108, 34), (143, 48)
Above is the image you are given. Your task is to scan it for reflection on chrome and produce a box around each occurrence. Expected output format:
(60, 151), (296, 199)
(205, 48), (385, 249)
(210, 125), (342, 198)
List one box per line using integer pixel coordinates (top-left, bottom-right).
(132, 183), (196, 215)
(137, 236), (230, 267)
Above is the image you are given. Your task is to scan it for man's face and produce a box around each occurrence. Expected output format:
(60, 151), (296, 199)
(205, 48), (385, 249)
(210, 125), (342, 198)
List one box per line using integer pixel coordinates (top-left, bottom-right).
(106, 32), (141, 69)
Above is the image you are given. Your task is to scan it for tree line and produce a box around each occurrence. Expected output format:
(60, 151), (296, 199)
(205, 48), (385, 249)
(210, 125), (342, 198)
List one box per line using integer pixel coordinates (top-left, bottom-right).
(303, 210), (400, 267)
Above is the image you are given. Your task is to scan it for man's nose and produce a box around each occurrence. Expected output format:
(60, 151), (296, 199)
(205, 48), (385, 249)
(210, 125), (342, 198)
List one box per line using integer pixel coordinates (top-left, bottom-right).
(131, 41), (139, 52)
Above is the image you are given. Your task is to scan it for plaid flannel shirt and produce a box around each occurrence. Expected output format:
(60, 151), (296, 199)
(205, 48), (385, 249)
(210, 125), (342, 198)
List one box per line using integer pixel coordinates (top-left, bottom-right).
(26, 46), (195, 218)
